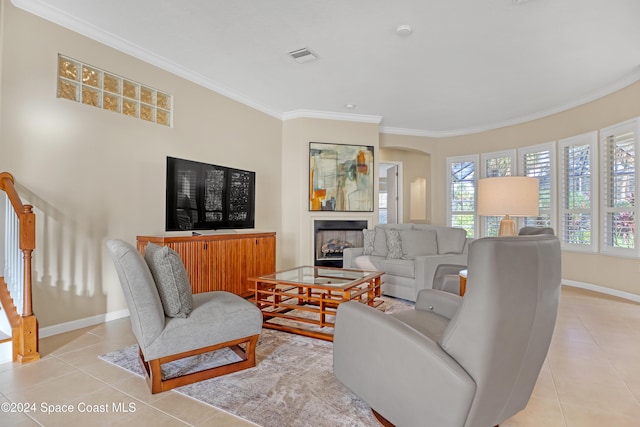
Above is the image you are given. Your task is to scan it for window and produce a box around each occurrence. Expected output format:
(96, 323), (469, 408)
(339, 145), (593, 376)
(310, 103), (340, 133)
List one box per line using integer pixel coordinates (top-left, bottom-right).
(447, 155), (478, 238)
(480, 150), (516, 237)
(600, 118), (640, 257)
(57, 55), (173, 126)
(558, 133), (598, 251)
(519, 142), (556, 230)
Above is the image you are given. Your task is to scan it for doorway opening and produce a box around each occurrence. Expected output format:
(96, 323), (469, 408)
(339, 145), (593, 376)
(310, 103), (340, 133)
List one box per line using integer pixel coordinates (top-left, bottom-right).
(379, 162), (402, 224)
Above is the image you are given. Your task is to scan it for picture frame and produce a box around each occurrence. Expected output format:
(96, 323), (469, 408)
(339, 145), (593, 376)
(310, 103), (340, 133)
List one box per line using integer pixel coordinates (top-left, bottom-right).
(309, 142), (374, 212)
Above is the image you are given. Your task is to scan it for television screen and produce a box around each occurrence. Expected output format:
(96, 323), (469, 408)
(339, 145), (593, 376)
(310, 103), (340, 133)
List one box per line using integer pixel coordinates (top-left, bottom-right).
(166, 156), (255, 231)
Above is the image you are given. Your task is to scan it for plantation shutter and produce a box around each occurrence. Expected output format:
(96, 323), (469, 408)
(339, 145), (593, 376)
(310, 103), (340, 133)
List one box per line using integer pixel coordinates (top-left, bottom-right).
(558, 133), (598, 251)
(447, 155), (478, 238)
(520, 144), (555, 229)
(600, 119), (639, 256)
(481, 150), (516, 237)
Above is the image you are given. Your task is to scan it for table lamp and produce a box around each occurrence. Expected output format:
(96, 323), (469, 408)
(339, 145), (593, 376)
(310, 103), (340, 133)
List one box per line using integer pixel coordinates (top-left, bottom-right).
(477, 176), (539, 236)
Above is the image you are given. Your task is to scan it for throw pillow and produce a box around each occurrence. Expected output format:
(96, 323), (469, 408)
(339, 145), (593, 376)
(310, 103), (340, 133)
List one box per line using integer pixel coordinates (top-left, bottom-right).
(385, 229), (403, 259)
(400, 229), (438, 259)
(362, 229), (375, 255)
(144, 242), (194, 318)
(371, 227), (389, 257)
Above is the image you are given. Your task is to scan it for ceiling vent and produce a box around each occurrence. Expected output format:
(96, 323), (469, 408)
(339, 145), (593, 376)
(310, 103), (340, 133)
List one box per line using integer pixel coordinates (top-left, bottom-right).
(288, 47), (318, 63)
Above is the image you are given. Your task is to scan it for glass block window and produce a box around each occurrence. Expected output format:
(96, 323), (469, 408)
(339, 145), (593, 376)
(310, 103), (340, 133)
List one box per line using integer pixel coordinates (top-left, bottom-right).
(519, 142), (556, 230)
(447, 155), (479, 238)
(57, 55), (172, 127)
(480, 150), (516, 237)
(600, 118), (640, 257)
(559, 132), (598, 252)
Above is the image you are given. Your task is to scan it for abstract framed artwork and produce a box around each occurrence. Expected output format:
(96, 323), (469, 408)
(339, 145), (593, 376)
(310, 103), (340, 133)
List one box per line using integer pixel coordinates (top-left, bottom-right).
(309, 142), (374, 212)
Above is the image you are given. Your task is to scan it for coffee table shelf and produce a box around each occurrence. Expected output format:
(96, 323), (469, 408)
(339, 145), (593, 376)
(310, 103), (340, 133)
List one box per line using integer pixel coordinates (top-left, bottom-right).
(250, 266), (384, 341)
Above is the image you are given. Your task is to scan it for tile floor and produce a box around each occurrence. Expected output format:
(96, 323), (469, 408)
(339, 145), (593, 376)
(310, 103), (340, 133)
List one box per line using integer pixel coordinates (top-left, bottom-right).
(1, 286), (639, 426)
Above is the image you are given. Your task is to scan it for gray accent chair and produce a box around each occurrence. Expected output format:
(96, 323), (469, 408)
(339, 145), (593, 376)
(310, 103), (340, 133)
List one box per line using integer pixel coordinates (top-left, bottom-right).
(106, 239), (263, 394)
(334, 235), (561, 427)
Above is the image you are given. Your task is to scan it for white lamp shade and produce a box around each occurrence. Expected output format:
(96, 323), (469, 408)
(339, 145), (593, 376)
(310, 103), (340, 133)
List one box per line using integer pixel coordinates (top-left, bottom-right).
(477, 176), (539, 217)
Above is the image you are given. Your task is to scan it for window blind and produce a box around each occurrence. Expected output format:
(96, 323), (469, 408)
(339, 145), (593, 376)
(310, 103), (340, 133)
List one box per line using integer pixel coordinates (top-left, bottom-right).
(601, 123), (637, 254)
(559, 132), (597, 251)
(447, 157), (477, 238)
(481, 151), (515, 236)
(522, 149), (552, 227)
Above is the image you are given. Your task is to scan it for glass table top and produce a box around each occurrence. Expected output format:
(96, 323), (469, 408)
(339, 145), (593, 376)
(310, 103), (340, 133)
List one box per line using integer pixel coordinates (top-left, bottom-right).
(256, 266), (379, 288)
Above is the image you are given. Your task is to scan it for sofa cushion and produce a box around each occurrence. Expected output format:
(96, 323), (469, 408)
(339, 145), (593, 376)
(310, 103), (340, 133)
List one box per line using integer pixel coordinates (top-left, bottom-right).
(379, 258), (415, 279)
(434, 227), (467, 254)
(385, 229), (403, 259)
(400, 229), (438, 260)
(144, 242), (194, 318)
(362, 229), (375, 255)
(351, 255), (384, 272)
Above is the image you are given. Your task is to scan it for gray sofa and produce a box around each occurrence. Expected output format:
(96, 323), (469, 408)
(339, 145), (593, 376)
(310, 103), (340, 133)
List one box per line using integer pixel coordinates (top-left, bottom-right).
(342, 224), (471, 301)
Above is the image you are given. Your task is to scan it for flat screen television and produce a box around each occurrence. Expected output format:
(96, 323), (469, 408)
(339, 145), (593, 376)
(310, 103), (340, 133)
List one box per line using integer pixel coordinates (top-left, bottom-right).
(166, 156), (255, 231)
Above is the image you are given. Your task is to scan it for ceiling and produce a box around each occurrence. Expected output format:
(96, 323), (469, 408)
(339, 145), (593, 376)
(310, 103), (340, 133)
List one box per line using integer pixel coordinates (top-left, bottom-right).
(14, 0), (640, 136)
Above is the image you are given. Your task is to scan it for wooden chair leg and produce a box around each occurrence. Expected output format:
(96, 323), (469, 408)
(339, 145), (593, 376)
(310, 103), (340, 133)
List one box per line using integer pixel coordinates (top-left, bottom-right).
(372, 409), (395, 427)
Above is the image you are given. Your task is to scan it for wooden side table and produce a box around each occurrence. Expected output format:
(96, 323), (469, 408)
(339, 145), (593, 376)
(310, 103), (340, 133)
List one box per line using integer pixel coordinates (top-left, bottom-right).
(459, 269), (468, 296)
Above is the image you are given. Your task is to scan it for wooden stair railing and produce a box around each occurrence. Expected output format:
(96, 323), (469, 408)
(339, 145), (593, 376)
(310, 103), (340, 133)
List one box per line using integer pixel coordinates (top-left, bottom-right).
(0, 172), (39, 363)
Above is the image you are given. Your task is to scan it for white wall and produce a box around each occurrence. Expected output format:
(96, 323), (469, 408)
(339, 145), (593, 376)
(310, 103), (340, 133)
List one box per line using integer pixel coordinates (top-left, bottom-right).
(280, 118), (380, 268)
(0, 1), (283, 327)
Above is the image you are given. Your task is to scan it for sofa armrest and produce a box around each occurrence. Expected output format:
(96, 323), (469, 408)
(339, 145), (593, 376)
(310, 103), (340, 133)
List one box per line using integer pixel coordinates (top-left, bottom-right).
(414, 253), (469, 293)
(334, 302), (475, 426)
(462, 237), (474, 254)
(342, 247), (364, 269)
(415, 289), (462, 319)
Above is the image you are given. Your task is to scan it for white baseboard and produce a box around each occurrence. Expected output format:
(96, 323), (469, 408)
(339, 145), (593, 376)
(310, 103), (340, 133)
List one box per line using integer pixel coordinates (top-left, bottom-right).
(562, 280), (640, 304)
(39, 309), (130, 338)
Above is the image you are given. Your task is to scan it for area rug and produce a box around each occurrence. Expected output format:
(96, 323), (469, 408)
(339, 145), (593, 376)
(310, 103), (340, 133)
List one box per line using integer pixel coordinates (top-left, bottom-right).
(99, 297), (412, 427)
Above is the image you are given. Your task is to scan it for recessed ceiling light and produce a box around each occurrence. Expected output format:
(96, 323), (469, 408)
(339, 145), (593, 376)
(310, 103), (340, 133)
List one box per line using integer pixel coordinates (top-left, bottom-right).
(345, 104), (356, 109)
(396, 25), (412, 37)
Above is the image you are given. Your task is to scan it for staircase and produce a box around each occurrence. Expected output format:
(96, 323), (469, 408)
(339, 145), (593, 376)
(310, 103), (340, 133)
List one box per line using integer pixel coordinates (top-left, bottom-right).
(0, 172), (39, 363)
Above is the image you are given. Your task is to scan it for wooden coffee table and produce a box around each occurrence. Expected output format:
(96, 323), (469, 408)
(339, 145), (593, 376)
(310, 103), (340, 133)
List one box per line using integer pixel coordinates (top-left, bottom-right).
(250, 266), (384, 341)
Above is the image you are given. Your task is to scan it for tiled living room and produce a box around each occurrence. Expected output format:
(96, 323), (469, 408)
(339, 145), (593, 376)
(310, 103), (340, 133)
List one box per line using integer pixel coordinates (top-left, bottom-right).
(1, 287), (640, 426)
(2, 1), (640, 426)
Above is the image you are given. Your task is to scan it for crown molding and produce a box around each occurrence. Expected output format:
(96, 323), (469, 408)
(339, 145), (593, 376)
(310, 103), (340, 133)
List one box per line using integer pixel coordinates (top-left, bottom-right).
(13, 0), (640, 137)
(382, 66), (640, 138)
(379, 126), (442, 138)
(282, 109), (382, 124)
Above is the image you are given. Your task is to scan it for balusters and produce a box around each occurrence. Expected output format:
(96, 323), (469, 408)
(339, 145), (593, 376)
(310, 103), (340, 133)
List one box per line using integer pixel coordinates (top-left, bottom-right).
(4, 193), (24, 315)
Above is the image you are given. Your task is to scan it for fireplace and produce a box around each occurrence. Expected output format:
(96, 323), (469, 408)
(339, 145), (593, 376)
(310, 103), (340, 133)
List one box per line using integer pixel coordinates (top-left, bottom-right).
(314, 220), (368, 268)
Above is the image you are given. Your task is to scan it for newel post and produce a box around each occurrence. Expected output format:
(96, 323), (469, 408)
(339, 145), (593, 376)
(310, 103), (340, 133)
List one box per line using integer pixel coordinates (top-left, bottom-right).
(18, 204), (39, 363)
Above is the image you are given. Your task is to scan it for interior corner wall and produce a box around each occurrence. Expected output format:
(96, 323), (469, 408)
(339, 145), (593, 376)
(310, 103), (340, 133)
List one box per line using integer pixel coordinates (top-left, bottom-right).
(0, 1), (282, 328)
(379, 147), (432, 224)
(432, 81), (640, 297)
(379, 133), (438, 225)
(281, 118), (379, 268)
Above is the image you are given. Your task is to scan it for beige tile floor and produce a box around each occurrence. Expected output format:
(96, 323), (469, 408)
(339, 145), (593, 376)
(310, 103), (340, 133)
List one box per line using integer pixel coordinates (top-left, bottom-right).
(1, 286), (639, 426)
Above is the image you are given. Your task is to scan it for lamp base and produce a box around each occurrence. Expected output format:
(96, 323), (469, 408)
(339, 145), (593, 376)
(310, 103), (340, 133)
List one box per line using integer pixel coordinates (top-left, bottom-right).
(498, 216), (516, 236)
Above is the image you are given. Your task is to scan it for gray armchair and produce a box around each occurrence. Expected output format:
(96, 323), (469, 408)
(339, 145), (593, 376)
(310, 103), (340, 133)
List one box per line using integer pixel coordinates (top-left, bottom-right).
(107, 239), (263, 393)
(333, 235), (561, 427)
